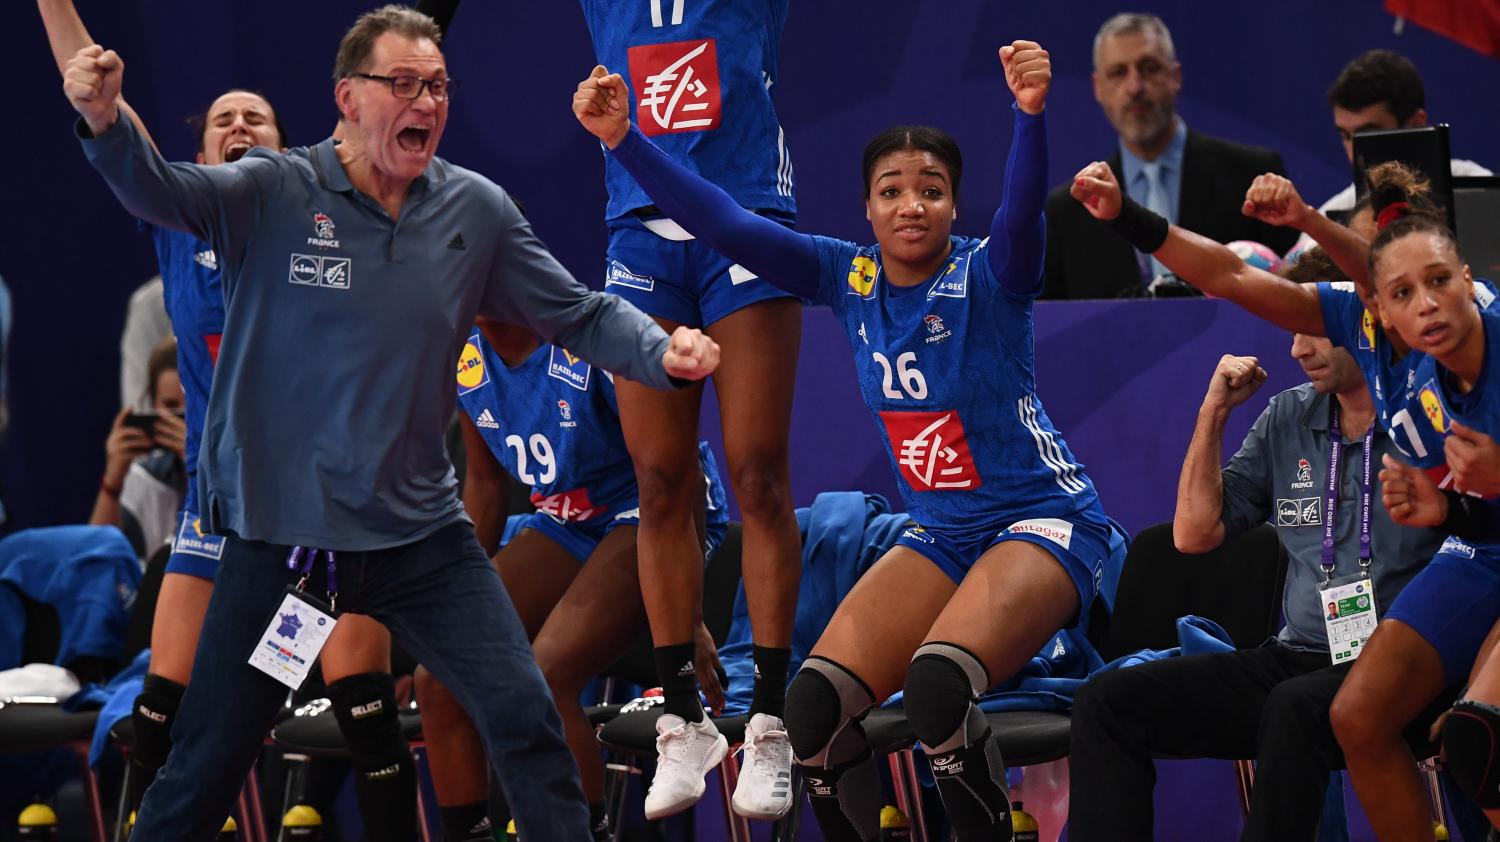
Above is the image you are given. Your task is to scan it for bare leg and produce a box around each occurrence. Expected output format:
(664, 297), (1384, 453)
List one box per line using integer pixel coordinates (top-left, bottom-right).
(1331, 620), (1447, 842)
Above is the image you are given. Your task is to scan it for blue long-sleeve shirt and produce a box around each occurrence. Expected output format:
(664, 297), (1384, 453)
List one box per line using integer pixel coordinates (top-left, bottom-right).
(79, 116), (676, 549)
(608, 105), (1049, 297)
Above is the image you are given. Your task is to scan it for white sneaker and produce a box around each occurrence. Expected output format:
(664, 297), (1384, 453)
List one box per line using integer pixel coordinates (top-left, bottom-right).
(643, 713), (729, 820)
(731, 713), (795, 820)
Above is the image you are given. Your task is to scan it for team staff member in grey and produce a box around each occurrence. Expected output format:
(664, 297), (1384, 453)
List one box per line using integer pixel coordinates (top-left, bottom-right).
(1068, 303), (1448, 841)
(62, 6), (719, 840)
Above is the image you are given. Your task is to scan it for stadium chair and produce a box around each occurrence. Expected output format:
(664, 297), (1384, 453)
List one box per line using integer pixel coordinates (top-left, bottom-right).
(863, 521), (1289, 841)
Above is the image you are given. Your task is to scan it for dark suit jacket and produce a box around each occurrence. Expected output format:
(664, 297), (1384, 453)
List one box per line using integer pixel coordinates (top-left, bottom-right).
(1041, 129), (1299, 300)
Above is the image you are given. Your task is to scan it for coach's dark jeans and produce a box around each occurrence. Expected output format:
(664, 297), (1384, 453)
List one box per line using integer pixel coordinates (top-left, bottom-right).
(1068, 643), (1453, 842)
(133, 521), (590, 841)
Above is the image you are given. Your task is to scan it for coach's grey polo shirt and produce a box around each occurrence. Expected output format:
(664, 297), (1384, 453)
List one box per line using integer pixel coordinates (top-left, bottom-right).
(81, 116), (676, 550)
(1220, 383), (1443, 650)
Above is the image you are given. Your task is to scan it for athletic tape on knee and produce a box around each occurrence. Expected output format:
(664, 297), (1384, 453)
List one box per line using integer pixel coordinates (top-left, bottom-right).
(131, 673), (186, 770)
(784, 656), (875, 768)
(905, 642), (990, 754)
(1443, 699), (1500, 808)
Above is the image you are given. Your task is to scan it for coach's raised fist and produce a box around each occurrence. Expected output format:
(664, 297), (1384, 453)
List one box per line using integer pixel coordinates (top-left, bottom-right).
(1001, 40), (1050, 115)
(574, 65), (631, 150)
(662, 326), (720, 382)
(64, 45), (123, 136)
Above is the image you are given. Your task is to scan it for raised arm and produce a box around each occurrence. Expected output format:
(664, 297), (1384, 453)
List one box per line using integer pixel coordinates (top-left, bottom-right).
(37, 0), (160, 154)
(1174, 354), (1269, 552)
(67, 46), (265, 244)
(986, 41), (1050, 295)
(1070, 162), (1325, 336)
(1242, 173), (1372, 296)
(573, 66), (821, 300)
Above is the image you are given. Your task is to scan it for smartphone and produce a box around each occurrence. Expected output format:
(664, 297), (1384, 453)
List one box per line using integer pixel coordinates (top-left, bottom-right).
(123, 412), (159, 438)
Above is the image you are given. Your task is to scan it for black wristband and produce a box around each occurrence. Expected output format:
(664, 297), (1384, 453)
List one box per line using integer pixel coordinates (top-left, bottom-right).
(1439, 489), (1487, 541)
(1107, 195), (1170, 254)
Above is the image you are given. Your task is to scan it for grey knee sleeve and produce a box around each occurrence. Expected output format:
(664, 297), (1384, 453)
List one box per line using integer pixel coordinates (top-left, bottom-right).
(784, 656), (876, 768)
(904, 642), (989, 754)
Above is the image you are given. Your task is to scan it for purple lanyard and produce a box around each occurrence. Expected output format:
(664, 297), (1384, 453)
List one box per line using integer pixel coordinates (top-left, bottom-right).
(287, 546), (338, 611)
(1320, 402), (1375, 581)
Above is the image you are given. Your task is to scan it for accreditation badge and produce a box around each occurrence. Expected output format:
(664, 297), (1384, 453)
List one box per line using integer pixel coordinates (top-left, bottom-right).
(1319, 574), (1378, 665)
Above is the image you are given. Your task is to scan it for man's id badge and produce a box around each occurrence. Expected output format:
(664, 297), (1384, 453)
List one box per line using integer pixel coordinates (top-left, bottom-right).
(248, 589), (337, 689)
(1319, 574), (1378, 665)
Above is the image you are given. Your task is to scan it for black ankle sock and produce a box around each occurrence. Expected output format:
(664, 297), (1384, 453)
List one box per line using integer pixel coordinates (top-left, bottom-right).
(652, 642), (703, 723)
(439, 800), (494, 842)
(588, 801), (610, 841)
(927, 731), (1011, 841)
(749, 645), (792, 718)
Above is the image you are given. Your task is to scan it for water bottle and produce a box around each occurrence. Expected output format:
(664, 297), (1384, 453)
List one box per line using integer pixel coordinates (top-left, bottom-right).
(1011, 801), (1039, 842)
(17, 804), (58, 841)
(877, 805), (911, 840)
(280, 804), (323, 841)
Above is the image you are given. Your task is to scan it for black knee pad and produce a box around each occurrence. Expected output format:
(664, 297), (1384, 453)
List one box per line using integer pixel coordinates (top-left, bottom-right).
(904, 643), (989, 753)
(131, 673), (186, 770)
(328, 671), (410, 774)
(1443, 699), (1500, 808)
(784, 657), (874, 767)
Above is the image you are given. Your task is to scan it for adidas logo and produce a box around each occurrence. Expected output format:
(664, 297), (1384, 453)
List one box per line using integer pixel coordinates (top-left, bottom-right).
(468, 818), (492, 835)
(193, 250), (218, 270)
(447, 232), (466, 250)
(677, 659), (695, 676)
(475, 408), (500, 429)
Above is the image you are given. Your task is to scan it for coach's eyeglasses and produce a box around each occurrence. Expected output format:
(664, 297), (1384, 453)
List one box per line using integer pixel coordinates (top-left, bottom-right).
(351, 73), (460, 102)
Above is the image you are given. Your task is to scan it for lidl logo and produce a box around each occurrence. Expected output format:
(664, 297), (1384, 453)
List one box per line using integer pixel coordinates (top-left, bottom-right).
(1419, 383), (1448, 433)
(457, 333), (490, 395)
(847, 256), (877, 297)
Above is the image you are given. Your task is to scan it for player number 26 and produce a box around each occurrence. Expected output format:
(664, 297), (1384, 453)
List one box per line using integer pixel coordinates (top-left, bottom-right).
(506, 433), (557, 485)
(872, 351), (928, 401)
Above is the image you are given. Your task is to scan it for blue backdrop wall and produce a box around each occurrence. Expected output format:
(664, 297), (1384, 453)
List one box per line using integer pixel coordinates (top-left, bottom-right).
(2, 1), (1497, 531)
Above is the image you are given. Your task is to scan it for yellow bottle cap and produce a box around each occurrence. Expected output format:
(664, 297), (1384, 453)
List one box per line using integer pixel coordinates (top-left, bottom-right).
(1435, 821), (1449, 841)
(18, 805), (58, 827)
(282, 805), (323, 827)
(879, 805), (908, 828)
(220, 816), (238, 833)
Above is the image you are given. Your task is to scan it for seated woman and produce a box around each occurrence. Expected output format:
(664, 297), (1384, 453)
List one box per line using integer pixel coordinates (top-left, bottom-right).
(573, 39), (1118, 841)
(414, 316), (728, 842)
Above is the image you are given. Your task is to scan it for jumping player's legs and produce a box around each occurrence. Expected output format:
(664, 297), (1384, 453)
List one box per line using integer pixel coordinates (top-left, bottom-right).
(784, 547), (956, 841)
(319, 615), (411, 842)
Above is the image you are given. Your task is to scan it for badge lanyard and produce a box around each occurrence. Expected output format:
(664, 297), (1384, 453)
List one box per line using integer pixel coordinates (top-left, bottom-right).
(247, 546), (340, 689)
(1319, 401), (1375, 584)
(287, 545), (339, 613)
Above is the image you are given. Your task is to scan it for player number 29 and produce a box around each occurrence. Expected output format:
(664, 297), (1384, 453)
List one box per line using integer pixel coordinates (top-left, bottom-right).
(506, 433), (557, 485)
(872, 351), (928, 400)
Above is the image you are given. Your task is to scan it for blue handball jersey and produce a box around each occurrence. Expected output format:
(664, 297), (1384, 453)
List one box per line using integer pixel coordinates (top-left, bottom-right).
(455, 330), (639, 521)
(809, 235), (1099, 536)
(1411, 307), (1500, 475)
(148, 225), (225, 515)
(580, 0), (795, 222)
(1318, 280), (1500, 483)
